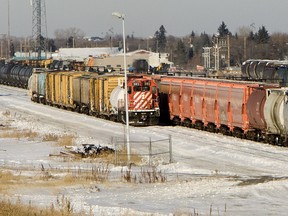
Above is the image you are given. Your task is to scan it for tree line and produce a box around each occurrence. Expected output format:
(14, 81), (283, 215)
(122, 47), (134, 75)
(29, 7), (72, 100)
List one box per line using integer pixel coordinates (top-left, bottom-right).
(2, 21), (288, 70)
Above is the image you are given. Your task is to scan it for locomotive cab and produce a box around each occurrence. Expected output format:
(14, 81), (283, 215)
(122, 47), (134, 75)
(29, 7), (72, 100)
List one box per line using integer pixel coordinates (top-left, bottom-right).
(124, 77), (160, 126)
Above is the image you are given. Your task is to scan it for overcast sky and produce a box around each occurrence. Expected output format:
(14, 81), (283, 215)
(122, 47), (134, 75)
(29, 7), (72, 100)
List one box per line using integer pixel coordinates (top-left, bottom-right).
(0, 0), (287, 38)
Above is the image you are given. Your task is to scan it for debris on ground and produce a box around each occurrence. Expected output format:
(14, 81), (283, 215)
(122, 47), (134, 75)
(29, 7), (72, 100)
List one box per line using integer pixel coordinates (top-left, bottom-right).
(61, 144), (115, 158)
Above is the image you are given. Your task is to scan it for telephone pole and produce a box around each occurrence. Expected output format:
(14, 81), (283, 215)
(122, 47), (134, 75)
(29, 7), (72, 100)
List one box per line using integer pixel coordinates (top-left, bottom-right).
(7, 0), (10, 59)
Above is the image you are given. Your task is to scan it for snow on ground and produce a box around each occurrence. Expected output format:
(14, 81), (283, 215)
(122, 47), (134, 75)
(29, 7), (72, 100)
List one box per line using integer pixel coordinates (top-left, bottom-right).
(1, 85), (288, 215)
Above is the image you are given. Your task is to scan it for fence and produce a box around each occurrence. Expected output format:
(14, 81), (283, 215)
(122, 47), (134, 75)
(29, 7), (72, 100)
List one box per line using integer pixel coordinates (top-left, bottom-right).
(112, 135), (172, 166)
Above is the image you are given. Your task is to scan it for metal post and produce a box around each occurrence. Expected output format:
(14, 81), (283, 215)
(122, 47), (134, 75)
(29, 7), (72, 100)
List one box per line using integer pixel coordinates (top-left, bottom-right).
(169, 135), (172, 163)
(112, 12), (130, 161)
(149, 137), (152, 166)
(227, 35), (230, 68)
(7, 0), (10, 59)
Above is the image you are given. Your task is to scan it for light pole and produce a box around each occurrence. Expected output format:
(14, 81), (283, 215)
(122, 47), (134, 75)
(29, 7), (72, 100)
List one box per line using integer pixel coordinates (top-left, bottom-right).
(112, 12), (130, 161)
(7, 0), (10, 59)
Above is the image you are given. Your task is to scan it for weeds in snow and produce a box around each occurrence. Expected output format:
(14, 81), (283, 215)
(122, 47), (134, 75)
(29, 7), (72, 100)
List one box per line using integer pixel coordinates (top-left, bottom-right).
(2, 110), (11, 117)
(0, 129), (38, 140)
(121, 165), (167, 183)
(42, 133), (76, 146)
(42, 133), (59, 142)
(0, 196), (83, 216)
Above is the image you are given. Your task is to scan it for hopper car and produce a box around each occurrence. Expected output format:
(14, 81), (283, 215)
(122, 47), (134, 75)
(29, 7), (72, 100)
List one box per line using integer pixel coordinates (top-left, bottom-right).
(158, 76), (288, 146)
(28, 71), (160, 126)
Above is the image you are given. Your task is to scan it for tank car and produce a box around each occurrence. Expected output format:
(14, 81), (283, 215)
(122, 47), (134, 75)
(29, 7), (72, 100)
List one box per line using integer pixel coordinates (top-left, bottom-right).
(263, 88), (288, 145)
(0, 63), (33, 88)
(241, 59), (288, 86)
(246, 86), (288, 145)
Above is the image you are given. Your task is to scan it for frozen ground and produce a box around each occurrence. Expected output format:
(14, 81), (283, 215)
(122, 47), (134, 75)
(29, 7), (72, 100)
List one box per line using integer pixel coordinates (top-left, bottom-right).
(1, 85), (288, 215)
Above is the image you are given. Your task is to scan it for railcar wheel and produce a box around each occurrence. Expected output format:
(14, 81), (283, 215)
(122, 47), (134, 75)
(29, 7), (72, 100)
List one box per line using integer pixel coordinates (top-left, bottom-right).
(245, 131), (255, 140)
(206, 123), (216, 133)
(109, 115), (117, 122)
(219, 125), (230, 135)
(82, 107), (89, 115)
(183, 119), (191, 128)
(75, 106), (80, 113)
(172, 117), (181, 126)
(267, 135), (276, 145)
(195, 121), (203, 130)
(282, 140), (288, 147)
(232, 128), (243, 138)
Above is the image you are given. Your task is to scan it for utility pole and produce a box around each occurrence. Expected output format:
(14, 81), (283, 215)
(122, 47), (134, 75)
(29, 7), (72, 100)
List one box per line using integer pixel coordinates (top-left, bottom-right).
(227, 34), (230, 68)
(202, 47), (212, 69)
(213, 36), (221, 71)
(7, 0), (10, 59)
(244, 36), (247, 60)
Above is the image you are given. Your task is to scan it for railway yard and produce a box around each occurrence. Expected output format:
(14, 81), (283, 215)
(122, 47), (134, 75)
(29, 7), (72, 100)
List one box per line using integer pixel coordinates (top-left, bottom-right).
(1, 85), (288, 215)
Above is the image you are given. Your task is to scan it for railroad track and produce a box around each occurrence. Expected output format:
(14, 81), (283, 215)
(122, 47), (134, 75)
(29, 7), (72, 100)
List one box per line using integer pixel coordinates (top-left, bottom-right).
(147, 125), (288, 165)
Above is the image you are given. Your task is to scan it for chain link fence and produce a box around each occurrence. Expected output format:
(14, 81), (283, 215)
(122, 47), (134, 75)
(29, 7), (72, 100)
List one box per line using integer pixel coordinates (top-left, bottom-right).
(111, 135), (172, 166)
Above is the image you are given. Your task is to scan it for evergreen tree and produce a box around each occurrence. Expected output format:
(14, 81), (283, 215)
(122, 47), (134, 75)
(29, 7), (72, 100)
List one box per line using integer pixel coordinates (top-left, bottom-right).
(200, 32), (211, 47)
(190, 31), (196, 38)
(10, 41), (15, 57)
(154, 25), (167, 52)
(47, 39), (57, 52)
(67, 36), (74, 48)
(217, 21), (231, 36)
(248, 31), (254, 41)
(153, 30), (159, 52)
(255, 26), (270, 44)
(174, 39), (187, 66)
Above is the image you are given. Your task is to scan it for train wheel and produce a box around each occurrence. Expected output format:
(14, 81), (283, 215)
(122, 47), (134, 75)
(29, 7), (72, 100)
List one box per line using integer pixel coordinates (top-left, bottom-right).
(183, 119), (191, 128)
(275, 136), (282, 146)
(267, 135), (276, 145)
(195, 121), (203, 130)
(282, 139), (288, 147)
(172, 117), (181, 126)
(82, 107), (89, 115)
(206, 123), (216, 133)
(219, 125), (230, 135)
(75, 106), (80, 113)
(109, 115), (117, 122)
(232, 128), (243, 138)
(245, 131), (254, 140)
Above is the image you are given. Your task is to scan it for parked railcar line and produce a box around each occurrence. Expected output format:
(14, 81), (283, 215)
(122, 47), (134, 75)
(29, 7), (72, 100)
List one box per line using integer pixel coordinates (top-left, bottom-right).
(2, 61), (288, 149)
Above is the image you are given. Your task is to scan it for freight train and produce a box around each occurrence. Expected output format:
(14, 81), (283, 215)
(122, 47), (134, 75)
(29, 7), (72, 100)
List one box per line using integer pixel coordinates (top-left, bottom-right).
(241, 59), (288, 85)
(158, 76), (288, 145)
(2, 61), (288, 146)
(0, 62), (33, 88)
(28, 70), (160, 126)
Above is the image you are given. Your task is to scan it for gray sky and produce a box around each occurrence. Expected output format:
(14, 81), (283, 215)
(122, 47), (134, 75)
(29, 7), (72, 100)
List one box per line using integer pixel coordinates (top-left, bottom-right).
(0, 0), (287, 38)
